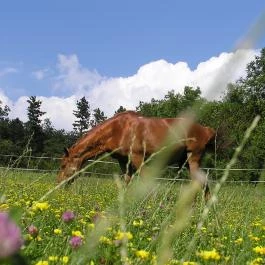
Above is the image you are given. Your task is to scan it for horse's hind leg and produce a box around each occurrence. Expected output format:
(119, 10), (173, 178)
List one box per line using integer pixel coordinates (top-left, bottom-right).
(116, 156), (134, 184)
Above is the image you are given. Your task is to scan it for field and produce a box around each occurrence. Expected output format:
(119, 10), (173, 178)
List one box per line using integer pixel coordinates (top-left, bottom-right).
(1, 169), (265, 265)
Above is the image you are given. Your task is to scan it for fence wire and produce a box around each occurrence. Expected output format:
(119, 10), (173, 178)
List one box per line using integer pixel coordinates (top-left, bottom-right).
(0, 153), (265, 183)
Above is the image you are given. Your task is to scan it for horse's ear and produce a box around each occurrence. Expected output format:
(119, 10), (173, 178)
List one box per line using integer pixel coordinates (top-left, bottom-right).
(63, 147), (69, 157)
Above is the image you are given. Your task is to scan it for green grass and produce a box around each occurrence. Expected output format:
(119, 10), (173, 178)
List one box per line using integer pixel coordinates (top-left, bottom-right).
(1, 170), (265, 265)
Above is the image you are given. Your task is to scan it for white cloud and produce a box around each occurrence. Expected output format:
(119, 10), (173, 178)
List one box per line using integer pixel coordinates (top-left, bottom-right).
(0, 49), (258, 130)
(32, 69), (49, 80)
(87, 49), (258, 115)
(0, 89), (13, 106)
(0, 67), (18, 77)
(4, 94), (77, 131)
(53, 54), (103, 94)
(39, 96), (77, 131)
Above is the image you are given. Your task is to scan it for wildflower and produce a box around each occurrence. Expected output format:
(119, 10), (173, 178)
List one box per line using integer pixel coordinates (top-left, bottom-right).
(35, 261), (49, 265)
(36, 235), (42, 241)
(69, 236), (83, 249)
(72, 230), (84, 238)
(200, 226), (207, 233)
(234, 237), (243, 244)
(88, 223), (95, 229)
(28, 224), (38, 237)
(25, 234), (33, 241)
(115, 231), (133, 241)
(33, 202), (49, 211)
(62, 210), (75, 223)
(135, 250), (149, 259)
(197, 249), (221, 261)
(253, 246), (265, 255)
(133, 220), (144, 227)
(54, 228), (62, 235)
(0, 203), (9, 210)
(61, 256), (69, 264)
(99, 236), (112, 245)
(248, 257), (263, 265)
(48, 256), (58, 261)
(0, 212), (23, 258)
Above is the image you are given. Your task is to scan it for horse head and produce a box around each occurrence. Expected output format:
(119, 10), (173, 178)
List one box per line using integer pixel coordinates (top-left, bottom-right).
(57, 147), (82, 184)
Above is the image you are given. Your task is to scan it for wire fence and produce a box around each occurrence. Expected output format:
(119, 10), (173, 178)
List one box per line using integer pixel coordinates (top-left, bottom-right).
(0, 153), (265, 183)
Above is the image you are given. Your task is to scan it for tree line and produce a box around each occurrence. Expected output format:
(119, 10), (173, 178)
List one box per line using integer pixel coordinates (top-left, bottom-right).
(1, 48), (265, 180)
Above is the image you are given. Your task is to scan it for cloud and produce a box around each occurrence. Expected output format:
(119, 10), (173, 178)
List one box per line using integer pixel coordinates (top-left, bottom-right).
(0, 67), (18, 77)
(32, 69), (49, 80)
(4, 93), (77, 131)
(53, 54), (103, 94)
(87, 49), (258, 115)
(0, 49), (258, 130)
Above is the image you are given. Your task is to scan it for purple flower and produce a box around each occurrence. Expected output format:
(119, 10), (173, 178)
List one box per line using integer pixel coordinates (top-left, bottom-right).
(69, 236), (83, 249)
(62, 211), (75, 223)
(0, 212), (23, 258)
(28, 225), (38, 237)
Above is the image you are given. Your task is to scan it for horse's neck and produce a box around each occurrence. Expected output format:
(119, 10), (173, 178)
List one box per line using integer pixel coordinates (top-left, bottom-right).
(70, 123), (112, 163)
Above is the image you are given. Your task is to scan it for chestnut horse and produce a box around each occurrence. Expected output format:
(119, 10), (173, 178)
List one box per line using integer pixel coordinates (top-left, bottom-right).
(57, 111), (215, 198)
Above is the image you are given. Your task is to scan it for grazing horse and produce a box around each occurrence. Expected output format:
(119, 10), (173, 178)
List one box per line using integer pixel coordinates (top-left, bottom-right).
(57, 111), (215, 199)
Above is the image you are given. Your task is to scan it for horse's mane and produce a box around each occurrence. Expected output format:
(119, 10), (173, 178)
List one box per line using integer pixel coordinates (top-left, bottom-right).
(113, 110), (141, 117)
(71, 110), (141, 149)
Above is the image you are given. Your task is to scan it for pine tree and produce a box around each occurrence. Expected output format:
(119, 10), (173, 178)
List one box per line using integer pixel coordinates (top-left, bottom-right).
(115, 106), (127, 114)
(26, 96), (46, 154)
(73, 97), (91, 136)
(90, 108), (107, 127)
(0, 100), (10, 120)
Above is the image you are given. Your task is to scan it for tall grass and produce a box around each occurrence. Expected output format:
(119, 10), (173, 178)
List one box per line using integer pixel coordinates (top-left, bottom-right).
(1, 115), (265, 265)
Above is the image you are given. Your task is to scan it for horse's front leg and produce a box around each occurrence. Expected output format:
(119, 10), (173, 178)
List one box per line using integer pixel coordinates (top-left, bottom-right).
(187, 152), (210, 201)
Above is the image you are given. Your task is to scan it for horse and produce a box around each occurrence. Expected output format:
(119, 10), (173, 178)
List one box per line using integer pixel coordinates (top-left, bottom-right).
(57, 111), (216, 199)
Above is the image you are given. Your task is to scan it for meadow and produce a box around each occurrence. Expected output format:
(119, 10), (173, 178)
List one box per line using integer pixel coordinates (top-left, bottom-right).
(1, 169), (265, 265)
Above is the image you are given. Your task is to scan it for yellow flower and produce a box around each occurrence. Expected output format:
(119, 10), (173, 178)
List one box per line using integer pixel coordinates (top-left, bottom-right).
(135, 250), (149, 259)
(88, 223), (95, 229)
(253, 221), (262, 227)
(48, 256), (58, 261)
(0, 203), (9, 210)
(80, 218), (87, 225)
(200, 226), (207, 233)
(99, 236), (112, 245)
(35, 261), (49, 265)
(54, 228), (62, 235)
(183, 262), (197, 265)
(25, 234), (33, 241)
(115, 231), (133, 241)
(249, 257), (263, 265)
(253, 246), (265, 255)
(61, 256), (69, 264)
(197, 249), (221, 261)
(33, 202), (50, 211)
(72, 230), (84, 238)
(133, 220), (144, 227)
(234, 237), (243, 244)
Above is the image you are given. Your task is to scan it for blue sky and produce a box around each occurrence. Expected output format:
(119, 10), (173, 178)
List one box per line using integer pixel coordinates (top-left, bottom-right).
(0, 1), (265, 129)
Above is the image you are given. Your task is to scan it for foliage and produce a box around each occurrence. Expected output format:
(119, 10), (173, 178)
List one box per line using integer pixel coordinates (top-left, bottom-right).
(1, 172), (265, 264)
(90, 108), (107, 128)
(136, 86), (203, 117)
(0, 49), (265, 179)
(72, 97), (91, 136)
(26, 96), (46, 154)
(115, 106), (127, 114)
(0, 100), (10, 120)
